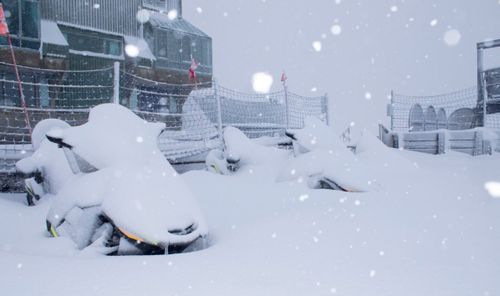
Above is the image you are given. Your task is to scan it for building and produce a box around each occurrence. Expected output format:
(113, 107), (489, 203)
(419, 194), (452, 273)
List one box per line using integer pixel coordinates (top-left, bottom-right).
(0, 0), (212, 112)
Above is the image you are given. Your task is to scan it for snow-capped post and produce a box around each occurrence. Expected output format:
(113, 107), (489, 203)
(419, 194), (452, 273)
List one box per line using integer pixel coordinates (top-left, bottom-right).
(481, 71), (488, 127)
(390, 90), (394, 131)
(213, 78), (224, 146)
(281, 71), (289, 129)
(0, 4), (32, 140)
(113, 61), (120, 105)
(324, 93), (330, 126)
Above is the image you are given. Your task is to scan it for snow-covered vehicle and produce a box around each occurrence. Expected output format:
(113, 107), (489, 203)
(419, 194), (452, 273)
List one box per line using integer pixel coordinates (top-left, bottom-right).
(205, 126), (289, 174)
(279, 116), (377, 192)
(16, 119), (73, 206)
(44, 104), (208, 255)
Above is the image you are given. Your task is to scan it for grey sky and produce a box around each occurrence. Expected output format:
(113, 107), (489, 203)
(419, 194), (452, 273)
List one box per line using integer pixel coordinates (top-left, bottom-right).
(184, 0), (500, 131)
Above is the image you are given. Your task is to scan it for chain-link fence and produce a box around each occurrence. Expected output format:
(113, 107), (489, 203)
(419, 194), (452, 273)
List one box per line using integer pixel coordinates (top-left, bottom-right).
(389, 86), (481, 133)
(389, 68), (500, 133)
(0, 62), (329, 173)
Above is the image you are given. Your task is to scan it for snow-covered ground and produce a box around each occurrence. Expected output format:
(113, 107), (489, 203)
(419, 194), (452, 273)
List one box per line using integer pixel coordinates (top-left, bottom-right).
(1, 146), (500, 295)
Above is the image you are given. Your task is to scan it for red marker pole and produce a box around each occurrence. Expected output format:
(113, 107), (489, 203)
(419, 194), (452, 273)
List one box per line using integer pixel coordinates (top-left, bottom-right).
(0, 4), (32, 140)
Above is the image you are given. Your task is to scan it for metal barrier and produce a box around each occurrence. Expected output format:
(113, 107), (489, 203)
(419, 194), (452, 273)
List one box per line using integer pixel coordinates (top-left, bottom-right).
(388, 87), (479, 133)
(0, 62), (329, 173)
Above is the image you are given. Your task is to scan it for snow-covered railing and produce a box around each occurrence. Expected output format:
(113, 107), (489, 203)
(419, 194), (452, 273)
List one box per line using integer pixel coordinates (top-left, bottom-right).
(379, 124), (497, 156)
(388, 87), (479, 133)
(0, 64), (329, 173)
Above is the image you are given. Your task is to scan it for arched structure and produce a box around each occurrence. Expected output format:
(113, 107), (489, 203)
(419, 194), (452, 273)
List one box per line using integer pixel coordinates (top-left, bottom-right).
(408, 104), (424, 132)
(437, 108), (447, 129)
(424, 106), (438, 131)
(448, 108), (475, 130)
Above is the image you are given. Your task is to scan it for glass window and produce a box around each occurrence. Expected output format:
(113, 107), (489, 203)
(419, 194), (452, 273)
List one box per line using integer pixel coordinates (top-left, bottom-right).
(167, 30), (181, 61)
(156, 30), (168, 58)
(192, 38), (203, 64)
(143, 0), (166, 10)
(181, 35), (191, 62)
(63, 27), (122, 56)
(105, 40), (121, 56)
(1, 0), (19, 35)
(21, 0), (38, 38)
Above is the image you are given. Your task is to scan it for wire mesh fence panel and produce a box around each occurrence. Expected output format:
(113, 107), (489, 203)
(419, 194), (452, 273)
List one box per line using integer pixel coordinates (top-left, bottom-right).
(119, 71), (220, 160)
(217, 86), (287, 138)
(1, 65), (330, 172)
(0, 62), (114, 109)
(0, 62), (114, 173)
(287, 91), (328, 129)
(390, 87), (479, 133)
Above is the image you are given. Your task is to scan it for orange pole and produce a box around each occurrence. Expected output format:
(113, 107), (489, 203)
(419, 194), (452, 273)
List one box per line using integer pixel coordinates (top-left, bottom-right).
(6, 33), (32, 140)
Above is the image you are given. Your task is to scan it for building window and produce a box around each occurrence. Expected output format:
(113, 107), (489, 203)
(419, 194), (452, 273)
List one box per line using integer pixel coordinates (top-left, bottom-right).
(181, 35), (191, 62)
(166, 30), (181, 61)
(61, 26), (122, 57)
(0, 0), (40, 49)
(143, 0), (166, 10)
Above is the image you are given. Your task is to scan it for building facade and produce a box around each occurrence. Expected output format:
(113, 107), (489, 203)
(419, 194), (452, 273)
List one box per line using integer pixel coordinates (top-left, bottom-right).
(0, 0), (212, 112)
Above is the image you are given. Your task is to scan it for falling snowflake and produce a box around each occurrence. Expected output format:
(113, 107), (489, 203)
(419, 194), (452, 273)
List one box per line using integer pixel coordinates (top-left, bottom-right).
(485, 182), (500, 198)
(331, 25), (342, 35)
(136, 9), (150, 24)
(444, 29), (461, 46)
(430, 19), (438, 27)
(168, 9), (178, 20)
(125, 44), (140, 58)
(312, 41), (322, 52)
(252, 72), (274, 94)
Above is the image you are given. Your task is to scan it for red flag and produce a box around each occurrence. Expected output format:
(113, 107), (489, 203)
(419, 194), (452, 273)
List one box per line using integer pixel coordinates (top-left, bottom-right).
(281, 71), (287, 85)
(0, 4), (9, 36)
(189, 57), (198, 82)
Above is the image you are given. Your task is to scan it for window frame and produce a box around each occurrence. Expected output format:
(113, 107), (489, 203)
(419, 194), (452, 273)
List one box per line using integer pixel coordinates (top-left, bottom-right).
(60, 26), (123, 57)
(0, 0), (40, 50)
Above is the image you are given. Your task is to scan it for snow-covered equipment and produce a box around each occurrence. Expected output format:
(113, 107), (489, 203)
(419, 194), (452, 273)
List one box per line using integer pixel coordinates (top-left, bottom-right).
(205, 149), (240, 175)
(15, 119), (72, 206)
(280, 117), (377, 192)
(205, 126), (289, 175)
(44, 104), (208, 255)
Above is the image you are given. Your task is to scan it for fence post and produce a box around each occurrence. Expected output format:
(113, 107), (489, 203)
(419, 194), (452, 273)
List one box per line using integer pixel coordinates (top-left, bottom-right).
(213, 78), (224, 146)
(390, 90), (394, 131)
(324, 93), (330, 126)
(283, 84), (290, 130)
(113, 61), (120, 104)
(481, 71), (488, 127)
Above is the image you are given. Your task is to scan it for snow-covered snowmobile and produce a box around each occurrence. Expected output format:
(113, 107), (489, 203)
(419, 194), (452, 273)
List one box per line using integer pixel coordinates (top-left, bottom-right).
(44, 104), (208, 255)
(16, 119), (73, 206)
(279, 116), (376, 192)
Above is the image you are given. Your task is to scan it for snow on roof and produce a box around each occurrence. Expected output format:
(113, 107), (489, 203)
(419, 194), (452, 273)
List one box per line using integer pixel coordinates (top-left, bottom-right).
(41, 20), (69, 46)
(148, 12), (209, 37)
(124, 36), (156, 61)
